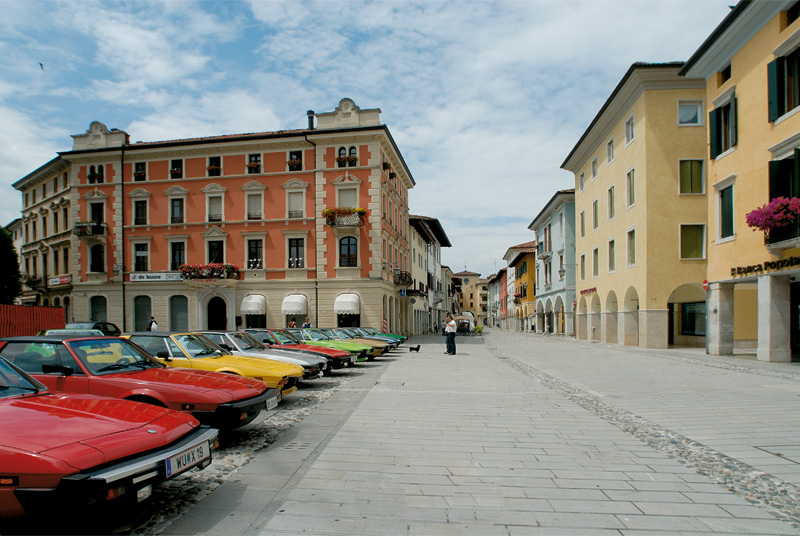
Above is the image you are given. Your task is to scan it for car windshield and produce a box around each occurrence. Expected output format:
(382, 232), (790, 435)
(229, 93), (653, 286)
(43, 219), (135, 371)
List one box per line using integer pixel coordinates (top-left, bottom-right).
(232, 332), (264, 350)
(65, 323), (95, 329)
(0, 357), (44, 397)
(300, 329), (328, 341)
(44, 329), (105, 336)
(174, 334), (225, 358)
(68, 339), (161, 374)
(271, 330), (301, 344)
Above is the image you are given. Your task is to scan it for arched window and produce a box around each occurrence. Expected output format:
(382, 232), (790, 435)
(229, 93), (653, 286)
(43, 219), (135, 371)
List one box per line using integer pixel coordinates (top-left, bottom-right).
(170, 295), (189, 331)
(348, 146), (357, 167)
(337, 147), (347, 168)
(90, 296), (107, 322)
(134, 295), (152, 332)
(97, 165), (104, 183)
(339, 237), (357, 267)
(53, 297), (60, 307)
(89, 244), (104, 272)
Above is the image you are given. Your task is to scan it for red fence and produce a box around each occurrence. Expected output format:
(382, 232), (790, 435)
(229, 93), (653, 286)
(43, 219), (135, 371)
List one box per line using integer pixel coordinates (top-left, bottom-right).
(0, 304), (65, 337)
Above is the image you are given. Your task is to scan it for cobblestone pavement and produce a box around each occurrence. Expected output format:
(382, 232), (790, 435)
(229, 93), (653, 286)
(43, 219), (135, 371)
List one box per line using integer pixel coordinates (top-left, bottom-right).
(12, 330), (800, 535)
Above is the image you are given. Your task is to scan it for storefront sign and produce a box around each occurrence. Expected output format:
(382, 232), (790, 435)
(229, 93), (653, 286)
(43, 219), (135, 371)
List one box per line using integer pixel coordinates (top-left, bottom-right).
(48, 275), (71, 286)
(730, 256), (800, 277)
(580, 287), (597, 295)
(129, 273), (183, 281)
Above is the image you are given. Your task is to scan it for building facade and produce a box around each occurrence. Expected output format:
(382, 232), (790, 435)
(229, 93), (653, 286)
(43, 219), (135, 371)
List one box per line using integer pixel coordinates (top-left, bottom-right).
(529, 189), (577, 336)
(503, 242), (536, 332)
(562, 63), (708, 348)
(15, 99), (416, 334)
(681, 0), (800, 361)
(408, 215), (451, 335)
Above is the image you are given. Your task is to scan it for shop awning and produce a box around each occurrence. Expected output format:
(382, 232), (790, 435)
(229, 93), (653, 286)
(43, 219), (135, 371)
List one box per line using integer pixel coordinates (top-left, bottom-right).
(334, 293), (360, 315)
(281, 294), (308, 315)
(241, 295), (266, 315)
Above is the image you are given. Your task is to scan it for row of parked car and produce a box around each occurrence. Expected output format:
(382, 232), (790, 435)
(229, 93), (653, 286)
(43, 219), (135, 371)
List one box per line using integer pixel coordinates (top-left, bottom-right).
(0, 325), (406, 521)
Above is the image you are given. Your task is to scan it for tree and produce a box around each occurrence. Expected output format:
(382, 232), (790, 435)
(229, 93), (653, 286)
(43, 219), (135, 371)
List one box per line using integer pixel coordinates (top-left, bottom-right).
(0, 227), (22, 304)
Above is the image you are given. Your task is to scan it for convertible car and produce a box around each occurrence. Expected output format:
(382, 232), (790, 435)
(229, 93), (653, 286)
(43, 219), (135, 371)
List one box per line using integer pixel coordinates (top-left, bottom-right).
(0, 336), (281, 429)
(0, 356), (218, 520)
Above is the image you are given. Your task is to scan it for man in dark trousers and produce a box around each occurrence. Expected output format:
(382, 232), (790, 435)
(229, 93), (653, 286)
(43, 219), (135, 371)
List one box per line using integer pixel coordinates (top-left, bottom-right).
(444, 313), (457, 355)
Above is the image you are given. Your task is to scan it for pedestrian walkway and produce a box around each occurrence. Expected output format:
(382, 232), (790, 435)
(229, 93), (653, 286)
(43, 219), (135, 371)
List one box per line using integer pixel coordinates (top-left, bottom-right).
(162, 330), (800, 535)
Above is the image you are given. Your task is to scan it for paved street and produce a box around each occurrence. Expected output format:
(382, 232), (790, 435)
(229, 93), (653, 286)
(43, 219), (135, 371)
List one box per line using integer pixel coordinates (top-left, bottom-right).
(161, 330), (800, 536)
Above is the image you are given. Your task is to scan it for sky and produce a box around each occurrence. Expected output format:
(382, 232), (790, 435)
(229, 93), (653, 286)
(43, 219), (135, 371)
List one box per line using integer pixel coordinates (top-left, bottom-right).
(1, 0), (734, 278)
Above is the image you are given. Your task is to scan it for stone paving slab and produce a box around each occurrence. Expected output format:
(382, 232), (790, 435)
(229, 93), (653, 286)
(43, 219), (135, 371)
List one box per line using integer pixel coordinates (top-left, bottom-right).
(161, 331), (800, 535)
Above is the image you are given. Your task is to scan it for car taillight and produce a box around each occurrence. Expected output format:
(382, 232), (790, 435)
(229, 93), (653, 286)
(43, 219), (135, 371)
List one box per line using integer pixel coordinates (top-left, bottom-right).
(278, 377), (287, 387)
(0, 476), (18, 486)
(181, 403), (195, 411)
(106, 486), (126, 500)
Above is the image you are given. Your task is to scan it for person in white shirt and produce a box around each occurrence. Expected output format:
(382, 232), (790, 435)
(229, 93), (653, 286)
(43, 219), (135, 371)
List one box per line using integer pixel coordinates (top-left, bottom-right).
(444, 313), (457, 355)
(148, 316), (159, 331)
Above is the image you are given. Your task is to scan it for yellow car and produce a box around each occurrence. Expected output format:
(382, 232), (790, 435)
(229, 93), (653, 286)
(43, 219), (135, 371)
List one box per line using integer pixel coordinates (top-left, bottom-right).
(125, 332), (303, 396)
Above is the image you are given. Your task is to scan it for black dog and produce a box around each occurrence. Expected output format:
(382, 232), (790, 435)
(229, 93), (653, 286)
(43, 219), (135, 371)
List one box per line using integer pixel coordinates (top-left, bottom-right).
(409, 345), (421, 352)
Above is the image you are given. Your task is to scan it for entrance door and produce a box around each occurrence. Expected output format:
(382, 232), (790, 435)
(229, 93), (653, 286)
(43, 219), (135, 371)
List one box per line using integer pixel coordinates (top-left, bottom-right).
(207, 297), (227, 330)
(791, 282), (800, 360)
(667, 303), (674, 346)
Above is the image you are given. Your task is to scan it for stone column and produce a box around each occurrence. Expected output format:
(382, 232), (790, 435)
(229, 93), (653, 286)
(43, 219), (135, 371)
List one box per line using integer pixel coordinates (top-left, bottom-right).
(576, 313), (587, 340)
(565, 312), (575, 337)
(707, 282), (734, 355)
(757, 274), (791, 362)
(639, 309), (668, 349)
(601, 312), (618, 344)
(619, 310), (639, 346)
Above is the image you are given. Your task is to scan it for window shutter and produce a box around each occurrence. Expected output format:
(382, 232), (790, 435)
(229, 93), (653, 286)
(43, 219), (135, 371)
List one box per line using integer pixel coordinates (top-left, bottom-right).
(768, 58), (785, 122)
(769, 160), (782, 200)
(709, 108), (720, 159)
(730, 96), (737, 148)
(794, 148), (800, 198)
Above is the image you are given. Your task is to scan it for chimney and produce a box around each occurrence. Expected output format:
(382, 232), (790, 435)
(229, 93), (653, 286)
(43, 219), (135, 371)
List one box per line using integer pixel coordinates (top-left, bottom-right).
(307, 110), (315, 130)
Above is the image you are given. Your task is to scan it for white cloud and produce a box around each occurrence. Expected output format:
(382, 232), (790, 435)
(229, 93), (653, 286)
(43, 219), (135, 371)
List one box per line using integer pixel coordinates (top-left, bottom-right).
(0, 0), (735, 278)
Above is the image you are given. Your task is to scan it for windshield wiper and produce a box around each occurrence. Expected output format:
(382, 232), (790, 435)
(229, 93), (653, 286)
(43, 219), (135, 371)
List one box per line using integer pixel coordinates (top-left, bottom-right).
(96, 362), (132, 372)
(0, 385), (41, 393)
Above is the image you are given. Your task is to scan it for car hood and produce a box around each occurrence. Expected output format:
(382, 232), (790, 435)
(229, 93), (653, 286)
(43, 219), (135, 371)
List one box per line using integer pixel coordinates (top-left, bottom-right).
(110, 367), (266, 400)
(0, 393), (196, 467)
(305, 339), (371, 351)
(234, 348), (326, 367)
(207, 355), (304, 377)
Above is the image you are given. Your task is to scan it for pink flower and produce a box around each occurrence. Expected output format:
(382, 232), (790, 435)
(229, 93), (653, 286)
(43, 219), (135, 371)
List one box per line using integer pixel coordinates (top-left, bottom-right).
(746, 197), (800, 231)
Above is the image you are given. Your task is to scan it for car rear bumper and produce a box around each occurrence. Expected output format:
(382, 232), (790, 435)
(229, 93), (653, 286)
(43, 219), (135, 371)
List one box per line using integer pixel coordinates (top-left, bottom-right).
(193, 388), (281, 429)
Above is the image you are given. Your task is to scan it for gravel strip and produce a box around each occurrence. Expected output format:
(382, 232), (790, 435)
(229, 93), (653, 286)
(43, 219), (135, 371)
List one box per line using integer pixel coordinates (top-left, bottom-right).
(487, 342), (800, 531)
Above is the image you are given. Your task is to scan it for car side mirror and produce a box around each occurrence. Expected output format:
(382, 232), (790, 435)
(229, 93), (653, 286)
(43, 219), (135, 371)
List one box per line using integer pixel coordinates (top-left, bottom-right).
(263, 339), (272, 345)
(157, 351), (172, 360)
(42, 364), (74, 376)
(219, 343), (232, 351)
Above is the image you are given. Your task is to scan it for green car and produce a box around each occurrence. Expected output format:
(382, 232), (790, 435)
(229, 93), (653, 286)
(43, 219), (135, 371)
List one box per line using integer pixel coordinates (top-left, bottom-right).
(286, 328), (371, 362)
(359, 327), (407, 343)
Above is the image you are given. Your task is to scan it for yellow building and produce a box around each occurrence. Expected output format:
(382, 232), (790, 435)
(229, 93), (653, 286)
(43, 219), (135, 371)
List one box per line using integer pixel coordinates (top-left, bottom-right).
(503, 242), (536, 332)
(562, 63), (708, 348)
(681, 1), (800, 361)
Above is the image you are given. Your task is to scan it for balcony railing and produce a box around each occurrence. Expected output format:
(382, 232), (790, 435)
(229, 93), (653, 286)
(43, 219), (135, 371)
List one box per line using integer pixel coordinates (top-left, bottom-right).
(766, 219), (800, 246)
(72, 222), (107, 237)
(339, 257), (358, 267)
(394, 271), (413, 286)
(247, 212), (262, 220)
(288, 210), (304, 219)
(24, 275), (43, 289)
(207, 214), (222, 222)
(330, 213), (363, 227)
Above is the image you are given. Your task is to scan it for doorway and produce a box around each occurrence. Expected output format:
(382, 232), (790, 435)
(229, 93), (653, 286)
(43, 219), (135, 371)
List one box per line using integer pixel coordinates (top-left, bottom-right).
(207, 297), (227, 330)
(791, 282), (800, 360)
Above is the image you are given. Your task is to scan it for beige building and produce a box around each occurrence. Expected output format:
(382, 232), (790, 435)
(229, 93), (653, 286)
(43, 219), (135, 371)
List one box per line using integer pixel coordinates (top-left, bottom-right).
(681, 1), (800, 361)
(562, 63), (708, 348)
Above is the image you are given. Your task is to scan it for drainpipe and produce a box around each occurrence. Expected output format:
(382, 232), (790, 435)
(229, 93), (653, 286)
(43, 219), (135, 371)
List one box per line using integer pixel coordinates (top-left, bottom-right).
(120, 146), (126, 330)
(304, 117), (319, 326)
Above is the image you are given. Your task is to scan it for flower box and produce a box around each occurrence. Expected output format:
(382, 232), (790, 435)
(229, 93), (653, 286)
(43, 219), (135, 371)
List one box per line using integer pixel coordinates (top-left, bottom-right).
(179, 263), (240, 280)
(746, 197), (800, 232)
(133, 171), (146, 179)
(323, 207), (368, 227)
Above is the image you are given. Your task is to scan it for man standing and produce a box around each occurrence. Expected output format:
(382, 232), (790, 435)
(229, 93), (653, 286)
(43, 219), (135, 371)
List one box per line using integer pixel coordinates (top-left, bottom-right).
(302, 317), (312, 328)
(148, 316), (158, 331)
(444, 313), (457, 355)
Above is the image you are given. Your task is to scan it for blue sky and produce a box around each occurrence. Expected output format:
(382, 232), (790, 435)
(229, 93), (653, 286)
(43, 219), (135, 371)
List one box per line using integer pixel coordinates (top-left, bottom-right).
(1, 0), (733, 277)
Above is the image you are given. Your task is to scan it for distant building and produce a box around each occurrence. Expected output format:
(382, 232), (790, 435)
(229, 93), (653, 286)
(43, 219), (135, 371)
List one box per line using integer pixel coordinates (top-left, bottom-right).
(408, 215), (452, 334)
(503, 242), (536, 332)
(528, 189), (576, 336)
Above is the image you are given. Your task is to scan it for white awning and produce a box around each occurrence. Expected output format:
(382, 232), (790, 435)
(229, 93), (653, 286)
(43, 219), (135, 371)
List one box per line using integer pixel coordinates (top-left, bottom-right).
(334, 293), (360, 315)
(281, 294), (308, 315)
(241, 295), (266, 315)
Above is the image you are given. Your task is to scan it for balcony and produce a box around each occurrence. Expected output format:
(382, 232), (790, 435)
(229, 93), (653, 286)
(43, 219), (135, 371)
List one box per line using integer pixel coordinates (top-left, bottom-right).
(24, 275), (43, 289)
(433, 290), (444, 304)
(537, 244), (552, 261)
(323, 207), (367, 227)
(394, 271), (413, 286)
(207, 214), (222, 223)
(247, 212), (262, 221)
(72, 222), (107, 238)
(766, 219), (800, 251)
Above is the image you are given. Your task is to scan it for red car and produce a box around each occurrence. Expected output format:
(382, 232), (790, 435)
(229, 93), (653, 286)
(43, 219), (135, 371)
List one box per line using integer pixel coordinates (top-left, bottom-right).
(243, 329), (356, 370)
(0, 336), (281, 430)
(0, 355), (218, 520)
